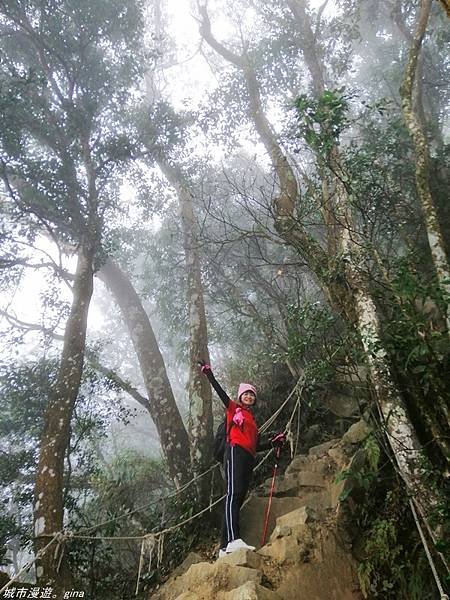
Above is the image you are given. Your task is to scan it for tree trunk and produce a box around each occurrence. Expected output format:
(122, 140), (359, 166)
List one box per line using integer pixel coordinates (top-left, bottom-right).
(400, 0), (450, 330)
(287, 1), (442, 516)
(142, 4), (214, 496)
(98, 258), (190, 487)
(286, 0), (327, 96)
(33, 239), (95, 592)
(199, 3), (439, 521)
(198, 7), (335, 295)
(157, 159), (214, 502)
(346, 252), (426, 498)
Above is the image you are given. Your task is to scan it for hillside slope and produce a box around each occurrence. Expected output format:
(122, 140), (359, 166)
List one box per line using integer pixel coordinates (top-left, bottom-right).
(150, 421), (372, 599)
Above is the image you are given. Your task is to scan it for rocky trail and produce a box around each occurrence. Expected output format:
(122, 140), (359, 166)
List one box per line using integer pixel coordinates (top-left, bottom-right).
(151, 421), (371, 600)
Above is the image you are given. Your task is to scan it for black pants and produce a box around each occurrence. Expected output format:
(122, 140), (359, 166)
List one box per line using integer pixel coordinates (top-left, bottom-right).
(221, 444), (255, 549)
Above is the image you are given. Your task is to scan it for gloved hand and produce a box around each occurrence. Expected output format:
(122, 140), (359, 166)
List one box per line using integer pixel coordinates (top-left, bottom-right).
(197, 359), (212, 374)
(232, 407), (244, 427)
(271, 433), (286, 448)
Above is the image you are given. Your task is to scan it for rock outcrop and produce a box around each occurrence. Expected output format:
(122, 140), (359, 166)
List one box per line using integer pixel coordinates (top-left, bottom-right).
(151, 422), (369, 600)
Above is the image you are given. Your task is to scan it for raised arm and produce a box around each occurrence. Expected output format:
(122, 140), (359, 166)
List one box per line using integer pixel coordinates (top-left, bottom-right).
(198, 361), (231, 408)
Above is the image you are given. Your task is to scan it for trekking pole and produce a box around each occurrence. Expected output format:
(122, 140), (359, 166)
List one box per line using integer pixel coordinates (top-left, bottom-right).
(261, 445), (282, 547)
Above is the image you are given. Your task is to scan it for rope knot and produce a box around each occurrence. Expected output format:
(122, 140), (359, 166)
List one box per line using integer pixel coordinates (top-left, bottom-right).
(54, 531), (66, 544)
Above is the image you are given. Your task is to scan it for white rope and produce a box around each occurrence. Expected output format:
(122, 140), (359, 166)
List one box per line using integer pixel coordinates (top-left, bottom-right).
(0, 534), (61, 595)
(54, 536), (65, 574)
(286, 422), (294, 459)
(135, 538), (147, 596)
(409, 498), (449, 600)
(135, 534), (157, 596)
(259, 375), (305, 434)
(294, 395), (301, 457)
(157, 533), (165, 569)
(74, 447), (279, 545)
(74, 462), (220, 536)
(148, 536), (155, 572)
(266, 384), (450, 599)
(33, 377), (304, 600)
(283, 386), (303, 433)
(69, 380), (305, 545)
(53, 391), (303, 596)
(375, 411), (450, 575)
(209, 467), (216, 513)
(52, 376), (305, 544)
(60, 377), (306, 545)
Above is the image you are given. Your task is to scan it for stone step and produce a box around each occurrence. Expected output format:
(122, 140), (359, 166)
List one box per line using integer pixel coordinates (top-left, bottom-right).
(220, 581), (282, 600)
(308, 438), (341, 456)
(218, 548), (264, 570)
(341, 419), (371, 445)
(274, 505), (316, 530)
(293, 489), (333, 512)
(272, 529), (363, 600)
(155, 422), (365, 600)
(276, 471), (327, 492)
(257, 470), (328, 498)
(240, 496), (306, 548)
(285, 451), (348, 477)
(258, 506), (316, 563)
(259, 522), (313, 563)
(153, 562), (261, 600)
(175, 581), (281, 600)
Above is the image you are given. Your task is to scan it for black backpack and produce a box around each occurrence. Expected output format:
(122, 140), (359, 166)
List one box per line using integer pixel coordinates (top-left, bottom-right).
(213, 419), (233, 463)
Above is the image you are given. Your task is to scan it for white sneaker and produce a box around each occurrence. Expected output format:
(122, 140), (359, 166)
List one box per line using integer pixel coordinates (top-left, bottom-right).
(218, 549), (227, 558)
(226, 538), (256, 553)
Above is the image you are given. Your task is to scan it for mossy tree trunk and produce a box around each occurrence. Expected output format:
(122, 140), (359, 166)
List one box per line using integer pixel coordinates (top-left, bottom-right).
(98, 258), (190, 487)
(400, 0), (450, 330)
(34, 237), (96, 593)
(158, 159), (214, 503)
(199, 1), (440, 522)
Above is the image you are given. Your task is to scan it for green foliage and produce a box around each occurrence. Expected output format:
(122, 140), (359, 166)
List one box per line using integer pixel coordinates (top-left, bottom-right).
(335, 436), (380, 502)
(416, 456), (450, 565)
(0, 0), (448, 595)
(356, 486), (439, 600)
(0, 0), (146, 246)
(338, 439), (447, 599)
(358, 513), (406, 597)
(92, 450), (171, 513)
(67, 450), (217, 599)
(364, 434), (381, 473)
(374, 260), (450, 471)
(139, 101), (191, 158)
(294, 88), (350, 157)
(0, 357), (132, 567)
(0, 515), (23, 567)
(283, 299), (360, 391)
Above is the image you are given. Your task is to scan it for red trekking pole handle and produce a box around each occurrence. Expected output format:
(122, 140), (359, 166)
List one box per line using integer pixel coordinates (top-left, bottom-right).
(261, 445), (282, 547)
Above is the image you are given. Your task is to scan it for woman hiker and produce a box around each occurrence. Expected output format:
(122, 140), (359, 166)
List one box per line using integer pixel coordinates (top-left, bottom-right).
(199, 360), (285, 557)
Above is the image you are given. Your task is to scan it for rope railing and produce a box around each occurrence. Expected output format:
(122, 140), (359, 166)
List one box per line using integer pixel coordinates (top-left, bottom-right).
(72, 462), (219, 537)
(59, 376), (305, 540)
(3, 378), (303, 597)
(372, 406), (450, 577)
(350, 404), (449, 599)
(68, 385), (303, 545)
(61, 376), (306, 540)
(409, 498), (449, 600)
(0, 534), (61, 596)
(9, 372), (449, 600)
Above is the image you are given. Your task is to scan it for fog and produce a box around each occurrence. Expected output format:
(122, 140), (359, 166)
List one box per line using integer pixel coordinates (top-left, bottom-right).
(0, 0), (448, 595)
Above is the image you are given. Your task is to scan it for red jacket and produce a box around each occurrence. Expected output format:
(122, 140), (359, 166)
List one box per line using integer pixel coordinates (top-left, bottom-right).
(226, 400), (258, 457)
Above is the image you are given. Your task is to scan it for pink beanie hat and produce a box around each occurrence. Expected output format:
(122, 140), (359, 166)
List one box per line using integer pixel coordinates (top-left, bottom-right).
(238, 383), (257, 402)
